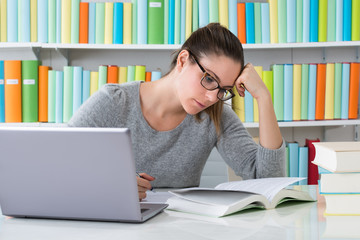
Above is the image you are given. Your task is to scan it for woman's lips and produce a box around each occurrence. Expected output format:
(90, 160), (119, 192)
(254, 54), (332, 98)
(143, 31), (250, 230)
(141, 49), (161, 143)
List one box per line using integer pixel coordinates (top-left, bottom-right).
(194, 99), (206, 108)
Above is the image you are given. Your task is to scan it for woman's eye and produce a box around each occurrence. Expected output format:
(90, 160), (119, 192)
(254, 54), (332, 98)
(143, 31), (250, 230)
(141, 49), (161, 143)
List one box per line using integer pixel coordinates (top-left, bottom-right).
(205, 76), (216, 84)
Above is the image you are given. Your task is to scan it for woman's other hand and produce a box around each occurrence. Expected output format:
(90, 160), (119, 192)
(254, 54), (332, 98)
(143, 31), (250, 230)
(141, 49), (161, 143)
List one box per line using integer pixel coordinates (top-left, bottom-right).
(137, 173), (155, 201)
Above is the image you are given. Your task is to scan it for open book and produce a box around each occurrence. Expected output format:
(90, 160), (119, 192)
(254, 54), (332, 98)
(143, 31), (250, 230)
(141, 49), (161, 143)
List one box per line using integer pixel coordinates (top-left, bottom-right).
(166, 177), (315, 217)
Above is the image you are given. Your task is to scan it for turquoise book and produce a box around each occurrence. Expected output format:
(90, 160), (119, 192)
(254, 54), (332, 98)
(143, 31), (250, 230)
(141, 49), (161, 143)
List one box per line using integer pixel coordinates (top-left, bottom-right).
(48, 70), (56, 123)
(72, 66), (82, 115)
(180, 0), (186, 44)
(288, 142), (299, 182)
(174, 0), (181, 44)
(309, 0), (318, 42)
(95, 2), (105, 44)
(296, 0), (303, 43)
(82, 70), (90, 103)
(113, 2), (123, 44)
(151, 71), (161, 81)
(273, 64), (284, 121)
(283, 64), (293, 121)
(169, 0), (175, 44)
(133, 0), (138, 44)
(48, 0), (56, 43)
(98, 65), (107, 88)
(286, 0), (296, 43)
(88, 2), (96, 44)
(38, 0), (48, 43)
(22, 60), (39, 123)
(137, 0), (147, 44)
(300, 64), (309, 120)
(228, 0), (237, 36)
(254, 2), (261, 44)
(127, 66), (135, 82)
(192, 0), (199, 32)
(298, 147), (309, 185)
(7, 0), (18, 42)
(277, 0), (286, 43)
(340, 63), (350, 119)
(308, 64), (317, 120)
(55, 71), (63, 124)
(302, 0), (310, 42)
(199, 0), (209, 28)
(245, 2), (255, 44)
(56, 0), (62, 43)
(334, 63), (342, 119)
(209, 0), (218, 23)
(327, 0), (336, 42)
(244, 90), (254, 122)
(148, 0), (165, 44)
(335, 0), (343, 41)
(261, 3), (270, 44)
(70, 0), (80, 43)
(343, 0), (351, 41)
(63, 66), (73, 123)
(0, 61), (4, 122)
(19, 0), (31, 42)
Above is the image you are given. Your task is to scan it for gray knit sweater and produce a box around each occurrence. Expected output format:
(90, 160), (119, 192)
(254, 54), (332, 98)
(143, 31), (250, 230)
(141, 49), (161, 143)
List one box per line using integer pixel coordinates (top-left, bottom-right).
(67, 81), (285, 188)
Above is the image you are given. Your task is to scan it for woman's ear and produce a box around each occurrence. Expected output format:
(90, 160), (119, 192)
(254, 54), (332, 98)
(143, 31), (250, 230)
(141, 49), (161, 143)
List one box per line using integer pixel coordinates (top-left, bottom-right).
(176, 50), (191, 72)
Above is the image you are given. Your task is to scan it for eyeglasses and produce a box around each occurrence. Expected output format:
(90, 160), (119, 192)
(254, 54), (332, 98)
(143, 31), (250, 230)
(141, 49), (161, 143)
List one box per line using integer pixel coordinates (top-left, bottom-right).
(191, 54), (235, 101)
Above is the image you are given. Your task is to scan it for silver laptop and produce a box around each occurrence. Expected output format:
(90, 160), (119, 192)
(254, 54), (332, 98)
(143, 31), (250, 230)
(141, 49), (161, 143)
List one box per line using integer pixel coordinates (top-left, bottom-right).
(0, 127), (167, 223)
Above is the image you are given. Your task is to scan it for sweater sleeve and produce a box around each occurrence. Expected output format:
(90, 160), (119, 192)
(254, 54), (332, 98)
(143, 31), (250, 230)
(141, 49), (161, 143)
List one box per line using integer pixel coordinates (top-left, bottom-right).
(216, 105), (286, 180)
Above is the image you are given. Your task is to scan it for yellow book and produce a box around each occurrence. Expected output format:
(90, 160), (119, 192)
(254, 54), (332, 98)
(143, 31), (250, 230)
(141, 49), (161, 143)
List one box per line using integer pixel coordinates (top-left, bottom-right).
(0, 0), (7, 42)
(104, 2), (113, 44)
(123, 2), (132, 44)
(269, 0), (278, 43)
(118, 67), (127, 84)
(232, 87), (245, 122)
(135, 65), (146, 81)
(324, 63), (335, 120)
(253, 66), (263, 123)
(293, 64), (301, 121)
(30, 0), (37, 42)
(90, 71), (99, 96)
(218, 0), (228, 28)
(185, 0), (192, 40)
(61, 0), (71, 43)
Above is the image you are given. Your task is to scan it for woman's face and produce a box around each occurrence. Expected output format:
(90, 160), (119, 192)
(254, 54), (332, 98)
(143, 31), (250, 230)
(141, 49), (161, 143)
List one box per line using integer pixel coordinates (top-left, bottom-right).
(176, 52), (241, 115)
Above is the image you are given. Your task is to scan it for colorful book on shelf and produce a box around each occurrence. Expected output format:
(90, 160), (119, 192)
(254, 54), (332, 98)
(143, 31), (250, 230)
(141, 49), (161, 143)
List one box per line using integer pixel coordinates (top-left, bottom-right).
(218, 0), (228, 29)
(113, 2), (123, 44)
(324, 63), (335, 120)
(335, 0), (343, 42)
(48, 70), (56, 123)
(308, 64), (317, 120)
(0, 61), (4, 122)
(283, 64), (293, 122)
(19, 0), (31, 42)
(237, 3), (246, 44)
(287, 142), (299, 181)
(79, 2), (89, 44)
(343, 0), (351, 41)
(82, 70), (90, 103)
(104, 2), (113, 44)
(138, 0), (147, 44)
(169, 0), (175, 44)
(90, 71), (99, 95)
(107, 65), (118, 84)
(199, 0), (209, 28)
(163, 0), (169, 44)
(180, 0), (186, 44)
(48, 0), (56, 43)
(88, 2), (96, 44)
(302, 0), (310, 42)
(127, 65), (135, 82)
(348, 63), (360, 119)
(269, 0), (278, 44)
(7, 0), (18, 42)
(37, 0), (48, 43)
(4, 60), (22, 122)
(133, 0), (138, 44)
(245, 2), (254, 44)
(254, 2), (261, 44)
(305, 138), (320, 185)
(174, 0), (181, 44)
(253, 66), (262, 122)
(351, 0), (360, 41)
(22, 60), (39, 123)
(56, 0), (61, 43)
(228, 0), (237, 37)
(145, 71), (151, 82)
(298, 147), (308, 185)
(277, 0), (286, 43)
(315, 63), (326, 120)
(318, 0), (327, 42)
(118, 67), (127, 84)
(309, 0), (318, 42)
(38, 65), (49, 122)
(327, 0), (336, 42)
(293, 64), (301, 121)
(72, 66), (82, 115)
(300, 64), (309, 120)
(151, 71), (161, 81)
(232, 87), (245, 122)
(333, 63), (342, 119)
(340, 63), (350, 119)
(272, 64), (284, 121)
(209, 0), (218, 23)
(63, 66), (73, 123)
(295, 0), (302, 43)
(148, 1), (164, 44)
(55, 71), (63, 123)
(286, 0), (296, 43)
(1, 0), (7, 42)
(135, 66), (146, 81)
(98, 65), (107, 88)
(61, 0), (71, 44)
(185, 0), (192, 40)
(261, 3), (270, 44)
(192, 0), (199, 32)
(262, 70), (273, 102)
(71, 0), (80, 44)
(95, 2), (105, 44)
(244, 89), (253, 122)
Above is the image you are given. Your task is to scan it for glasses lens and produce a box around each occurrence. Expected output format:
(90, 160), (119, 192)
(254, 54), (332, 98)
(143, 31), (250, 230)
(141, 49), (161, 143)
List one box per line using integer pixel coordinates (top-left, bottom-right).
(218, 90), (233, 101)
(201, 75), (218, 90)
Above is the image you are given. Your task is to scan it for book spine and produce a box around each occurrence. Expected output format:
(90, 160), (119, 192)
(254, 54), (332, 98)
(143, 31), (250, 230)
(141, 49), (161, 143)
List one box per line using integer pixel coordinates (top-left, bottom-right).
(306, 138), (320, 185)
(318, 0), (327, 42)
(327, 0), (336, 42)
(107, 65), (118, 83)
(185, 0), (192, 40)
(38, 65), (49, 122)
(48, 70), (56, 123)
(133, 0), (138, 44)
(123, 3), (132, 44)
(0, 0), (7, 42)
(180, 0), (186, 44)
(90, 71), (99, 95)
(343, 0), (351, 41)
(79, 2), (89, 44)
(244, 90), (254, 122)
(245, 2), (254, 44)
(219, 0), (228, 28)
(4, 61), (22, 122)
(277, 0), (286, 43)
(192, 0), (198, 32)
(254, 2), (261, 44)
(55, 71), (63, 123)
(127, 65), (135, 82)
(7, 0), (18, 42)
(104, 2), (114, 44)
(237, 3), (246, 44)
(169, 0), (175, 44)
(209, 0), (218, 23)
(0, 61), (4, 122)
(324, 63), (335, 120)
(253, 66), (262, 122)
(174, 0), (181, 44)
(288, 142), (299, 181)
(286, 0), (296, 43)
(298, 147), (308, 185)
(37, 0), (48, 43)
(273, 64), (284, 121)
(351, 0), (360, 41)
(269, 0), (278, 43)
(300, 64), (309, 120)
(70, 0), (79, 44)
(296, 0), (303, 43)
(284, 64), (293, 121)
(95, 2), (105, 44)
(293, 64), (301, 121)
(315, 63), (326, 120)
(261, 3), (270, 44)
(88, 2), (96, 44)
(82, 70), (90, 103)
(148, 1), (164, 44)
(63, 66), (73, 123)
(48, 0), (56, 43)
(138, 0), (147, 44)
(340, 63), (350, 119)
(335, 0), (343, 41)
(309, 0), (318, 42)
(164, 0), (168, 44)
(348, 63), (360, 119)
(262, 71), (273, 102)
(113, 2), (123, 44)
(228, 0), (237, 36)
(72, 66), (82, 115)
(61, 0), (71, 44)
(20, 0), (31, 42)
(308, 64), (317, 120)
(151, 71), (161, 81)
(333, 63), (342, 119)
(135, 65), (146, 81)
(98, 65), (107, 88)
(302, 0), (310, 42)
(232, 87), (245, 122)
(199, 0), (208, 28)
(145, 71), (151, 82)
(56, 0), (61, 43)
(118, 67), (127, 84)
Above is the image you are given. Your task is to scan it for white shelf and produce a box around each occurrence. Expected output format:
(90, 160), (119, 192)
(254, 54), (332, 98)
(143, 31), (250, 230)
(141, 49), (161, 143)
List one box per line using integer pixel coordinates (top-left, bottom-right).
(244, 119), (360, 128)
(0, 122), (67, 127)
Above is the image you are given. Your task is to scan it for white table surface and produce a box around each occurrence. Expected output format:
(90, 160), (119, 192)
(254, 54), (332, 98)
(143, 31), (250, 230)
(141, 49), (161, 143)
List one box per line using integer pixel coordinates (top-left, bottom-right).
(0, 185), (357, 240)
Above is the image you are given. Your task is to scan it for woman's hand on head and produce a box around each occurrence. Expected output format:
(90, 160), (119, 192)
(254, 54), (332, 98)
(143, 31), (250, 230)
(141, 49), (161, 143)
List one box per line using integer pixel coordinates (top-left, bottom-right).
(137, 173), (155, 201)
(235, 63), (270, 100)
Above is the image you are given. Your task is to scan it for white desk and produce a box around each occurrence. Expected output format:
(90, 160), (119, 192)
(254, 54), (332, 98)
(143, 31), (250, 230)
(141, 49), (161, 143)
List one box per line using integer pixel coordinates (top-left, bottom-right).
(0, 186), (357, 240)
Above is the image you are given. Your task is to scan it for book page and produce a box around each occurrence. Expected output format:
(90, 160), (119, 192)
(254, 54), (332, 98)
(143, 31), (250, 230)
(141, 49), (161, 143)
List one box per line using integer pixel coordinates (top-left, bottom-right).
(214, 177), (304, 201)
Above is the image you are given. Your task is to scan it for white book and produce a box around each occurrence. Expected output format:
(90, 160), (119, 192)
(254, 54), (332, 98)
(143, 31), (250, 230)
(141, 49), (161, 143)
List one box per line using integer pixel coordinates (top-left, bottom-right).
(166, 178), (315, 217)
(323, 194), (360, 215)
(323, 215), (360, 238)
(320, 172), (360, 193)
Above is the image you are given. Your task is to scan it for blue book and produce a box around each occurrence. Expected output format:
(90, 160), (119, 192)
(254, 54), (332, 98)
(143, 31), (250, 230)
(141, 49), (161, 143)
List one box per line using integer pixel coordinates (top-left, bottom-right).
(137, 0), (147, 44)
(287, 0), (296, 43)
(56, 0), (61, 43)
(7, 0), (18, 42)
(20, 0), (31, 42)
(317, 166), (332, 174)
(48, 0), (56, 43)
(302, 0), (310, 42)
(245, 2), (255, 44)
(48, 70), (56, 123)
(169, 0), (175, 44)
(82, 70), (90, 103)
(113, 2), (123, 44)
(199, 0), (209, 28)
(273, 64), (284, 121)
(180, 0), (186, 44)
(308, 64), (317, 120)
(336, 0), (343, 41)
(298, 147), (309, 185)
(261, 3), (270, 44)
(55, 71), (64, 124)
(174, 0), (181, 44)
(284, 64), (293, 121)
(88, 2), (96, 44)
(151, 71), (162, 81)
(244, 90), (254, 122)
(72, 66), (83, 115)
(309, 0), (318, 42)
(0, 61), (4, 122)
(288, 142), (299, 182)
(228, 0), (237, 36)
(341, 63), (350, 119)
(343, 0), (351, 41)
(38, 0), (48, 43)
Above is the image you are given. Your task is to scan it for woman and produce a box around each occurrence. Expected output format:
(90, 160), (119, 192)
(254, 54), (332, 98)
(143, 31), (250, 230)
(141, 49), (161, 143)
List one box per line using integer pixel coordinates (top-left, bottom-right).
(68, 23), (285, 200)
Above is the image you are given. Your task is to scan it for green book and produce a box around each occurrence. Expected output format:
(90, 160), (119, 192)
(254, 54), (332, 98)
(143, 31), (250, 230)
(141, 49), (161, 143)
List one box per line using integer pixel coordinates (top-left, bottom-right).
(352, 0), (360, 41)
(127, 66), (135, 82)
(254, 2), (262, 44)
(327, 0), (336, 42)
(164, 0), (168, 44)
(22, 60), (39, 122)
(71, 0), (80, 43)
(95, 2), (105, 44)
(63, 66), (73, 123)
(296, 0), (303, 43)
(132, 0), (138, 44)
(300, 64), (309, 120)
(209, 0), (218, 23)
(48, 70), (56, 123)
(174, 0), (181, 44)
(48, 0), (56, 43)
(277, 0), (286, 43)
(272, 64), (284, 121)
(148, 0), (164, 44)
(98, 65), (107, 89)
(262, 71), (273, 102)
(192, 0), (199, 32)
(318, 0), (327, 42)
(334, 63), (342, 119)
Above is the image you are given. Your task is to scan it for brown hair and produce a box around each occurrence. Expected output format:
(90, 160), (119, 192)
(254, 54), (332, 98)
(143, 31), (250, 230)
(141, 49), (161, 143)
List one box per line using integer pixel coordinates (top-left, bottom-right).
(168, 23), (245, 136)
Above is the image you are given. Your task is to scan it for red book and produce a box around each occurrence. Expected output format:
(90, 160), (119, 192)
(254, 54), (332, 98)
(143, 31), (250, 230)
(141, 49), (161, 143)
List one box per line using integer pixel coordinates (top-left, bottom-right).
(306, 138), (320, 185)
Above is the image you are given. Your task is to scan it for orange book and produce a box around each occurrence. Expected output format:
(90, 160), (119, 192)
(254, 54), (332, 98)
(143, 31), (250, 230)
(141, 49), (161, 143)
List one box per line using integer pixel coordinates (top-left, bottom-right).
(79, 2), (89, 44)
(315, 63), (326, 120)
(237, 3), (246, 44)
(107, 65), (118, 84)
(145, 72), (151, 82)
(4, 61), (22, 122)
(38, 65), (50, 122)
(349, 63), (360, 119)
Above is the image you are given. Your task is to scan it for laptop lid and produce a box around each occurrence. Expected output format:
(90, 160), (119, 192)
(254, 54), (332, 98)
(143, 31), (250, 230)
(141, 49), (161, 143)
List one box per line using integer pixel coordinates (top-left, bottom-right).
(0, 127), (167, 223)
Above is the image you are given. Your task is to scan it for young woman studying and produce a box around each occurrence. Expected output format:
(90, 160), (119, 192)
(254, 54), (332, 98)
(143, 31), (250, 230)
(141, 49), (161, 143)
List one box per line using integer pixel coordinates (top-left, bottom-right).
(68, 23), (285, 200)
